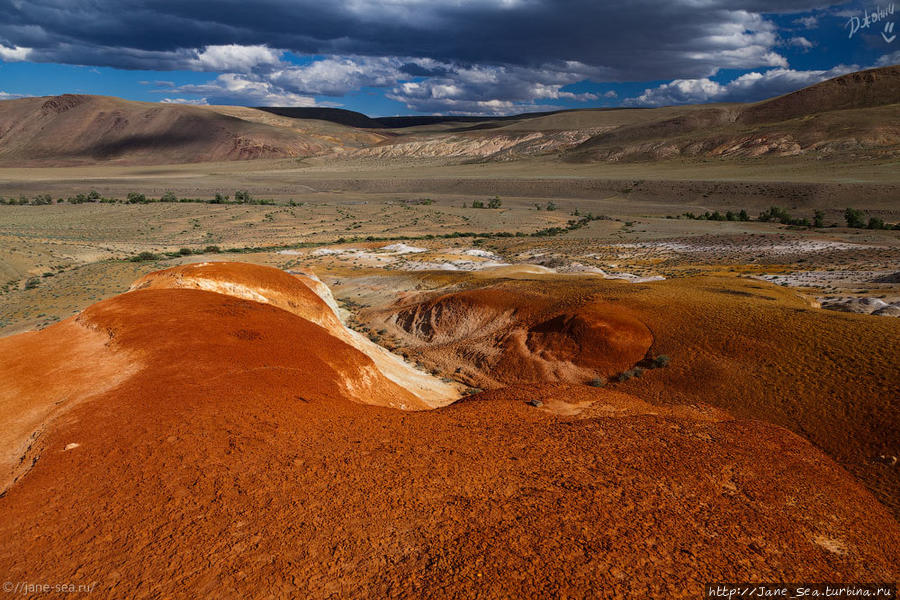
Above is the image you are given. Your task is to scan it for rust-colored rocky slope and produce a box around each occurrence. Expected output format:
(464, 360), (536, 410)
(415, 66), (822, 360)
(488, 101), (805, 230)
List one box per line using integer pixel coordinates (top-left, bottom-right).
(0, 263), (897, 598)
(385, 285), (652, 387)
(370, 272), (900, 517)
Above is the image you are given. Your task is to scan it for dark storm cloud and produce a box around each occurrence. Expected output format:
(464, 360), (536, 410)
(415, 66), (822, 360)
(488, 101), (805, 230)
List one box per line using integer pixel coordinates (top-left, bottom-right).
(0, 0), (839, 78)
(399, 62), (451, 78)
(2, 0), (865, 113)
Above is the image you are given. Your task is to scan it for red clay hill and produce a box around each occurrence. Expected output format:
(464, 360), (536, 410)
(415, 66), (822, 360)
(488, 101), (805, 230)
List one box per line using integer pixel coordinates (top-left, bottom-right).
(0, 263), (897, 598)
(384, 285), (652, 387)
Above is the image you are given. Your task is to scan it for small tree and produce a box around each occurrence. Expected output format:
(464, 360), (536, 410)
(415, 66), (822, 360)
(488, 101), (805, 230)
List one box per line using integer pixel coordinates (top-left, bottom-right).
(813, 210), (825, 228)
(844, 208), (866, 228)
(867, 216), (885, 230)
(487, 196), (502, 209)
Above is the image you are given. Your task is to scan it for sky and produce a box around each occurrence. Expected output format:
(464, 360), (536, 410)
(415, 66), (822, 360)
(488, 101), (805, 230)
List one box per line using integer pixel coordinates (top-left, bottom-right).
(0, 0), (898, 116)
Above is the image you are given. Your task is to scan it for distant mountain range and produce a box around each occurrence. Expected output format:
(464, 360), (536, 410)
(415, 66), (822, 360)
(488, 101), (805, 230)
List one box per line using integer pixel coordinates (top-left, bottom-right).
(0, 65), (897, 166)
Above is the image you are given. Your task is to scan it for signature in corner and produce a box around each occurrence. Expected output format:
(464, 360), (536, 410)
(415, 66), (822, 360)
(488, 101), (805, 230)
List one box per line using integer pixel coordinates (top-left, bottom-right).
(845, 3), (895, 42)
(885, 21), (896, 43)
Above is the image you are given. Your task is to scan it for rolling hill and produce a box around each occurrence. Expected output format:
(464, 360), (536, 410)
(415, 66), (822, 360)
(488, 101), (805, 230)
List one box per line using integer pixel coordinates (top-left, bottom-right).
(0, 94), (369, 166)
(0, 65), (897, 166)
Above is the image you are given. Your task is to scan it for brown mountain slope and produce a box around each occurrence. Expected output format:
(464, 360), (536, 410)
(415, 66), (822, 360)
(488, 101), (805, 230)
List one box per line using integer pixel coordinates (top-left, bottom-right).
(0, 95), (345, 166)
(556, 65), (900, 163)
(740, 64), (900, 124)
(0, 66), (897, 166)
(0, 263), (897, 598)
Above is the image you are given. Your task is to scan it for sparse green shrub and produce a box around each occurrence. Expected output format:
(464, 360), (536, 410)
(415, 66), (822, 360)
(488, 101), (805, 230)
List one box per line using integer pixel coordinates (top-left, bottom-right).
(813, 210), (825, 228)
(588, 377), (606, 388)
(129, 251), (160, 262)
(652, 355), (671, 368)
(867, 216), (885, 230)
(29, 194), (53, 206)
(844, 208), (866, 228)
(203, 245), (221, 253)
(758, 206), (790, 223)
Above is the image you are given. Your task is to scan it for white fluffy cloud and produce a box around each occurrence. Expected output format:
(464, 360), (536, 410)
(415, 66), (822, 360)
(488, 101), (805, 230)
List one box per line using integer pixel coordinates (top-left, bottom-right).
(166, 73), (317, 106)
(160, 97), (209, 105)
(875, 50), (900, 67)
(0, 44), (30, 61)
(158, 54), (603, 113)
(624, 65), (859, 107)
(190, 45), (283, 72)
(387, 62), (600, 114)
(269, 56), (406, 96)
(787, 36), (814, 49)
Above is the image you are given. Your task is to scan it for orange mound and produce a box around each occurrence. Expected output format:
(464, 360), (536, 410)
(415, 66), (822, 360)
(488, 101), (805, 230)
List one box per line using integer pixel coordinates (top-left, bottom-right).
(0, 317), (139, 492)
(0, 267), (438, 490)
(385, 285), (652, 386)
(131, 262), (459, 406)
(130, 261), (341, 330)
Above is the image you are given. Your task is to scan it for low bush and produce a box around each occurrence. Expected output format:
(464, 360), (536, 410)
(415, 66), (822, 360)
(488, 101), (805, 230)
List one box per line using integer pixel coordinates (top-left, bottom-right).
(129, 251), (160, 262)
